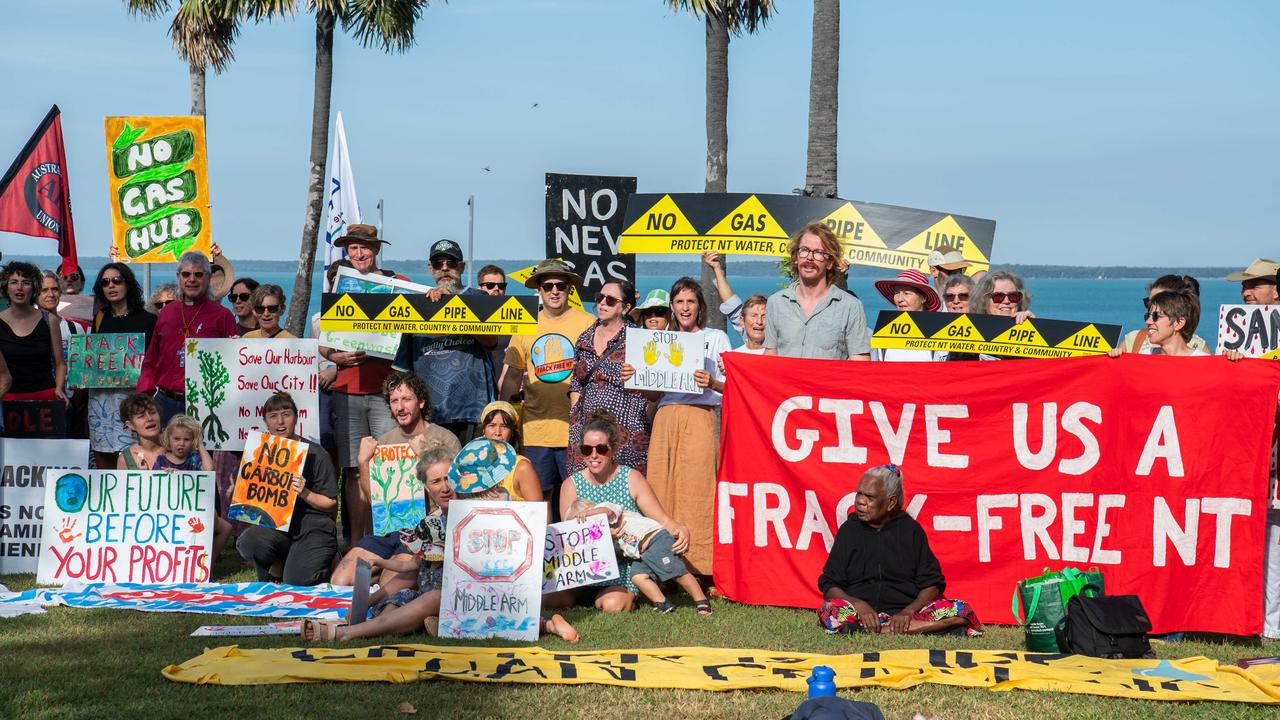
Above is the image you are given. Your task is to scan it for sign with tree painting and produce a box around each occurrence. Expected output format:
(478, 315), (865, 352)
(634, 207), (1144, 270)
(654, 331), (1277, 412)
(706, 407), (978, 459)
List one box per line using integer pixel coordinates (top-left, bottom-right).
(369, 443), (424, 536)
(184, 339), (319, 451)
(103, 116), (212, 263)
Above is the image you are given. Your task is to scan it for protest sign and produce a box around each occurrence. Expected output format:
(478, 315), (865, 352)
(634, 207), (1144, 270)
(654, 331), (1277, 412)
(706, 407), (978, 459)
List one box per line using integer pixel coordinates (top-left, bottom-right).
(184, 338), (319, 451)
(871, 311), (1123, 358)
(0, 438), (89, 574)
(1217, 304), (1280, 357)
(67, 333), (145, 389)
(619, 193), (997, 274)
(318, 267), (431, 359)
(228, 433), (307, 531)
(439, 500), (545, 641)
(369, 443), (424, 536)
(36, 469), (215, 584)
(542, 515), (620, 593)
(104, 116), (212, 263)
(320, 293), (539, 335)
(623, 328), (705, 393)
(3, 400), (66, 439)
(714, 353), (1280, 635)
(545, 173), (638, 297)
(508, 260), (584, 309)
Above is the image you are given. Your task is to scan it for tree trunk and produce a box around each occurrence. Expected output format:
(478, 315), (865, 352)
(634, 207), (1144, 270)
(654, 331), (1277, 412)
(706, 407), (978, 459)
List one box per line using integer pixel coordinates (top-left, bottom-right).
(287, 9), (335, 338)
(804, 0), (839, 198)
(189, 61), (206, 116)
(701, 11), (730, 331)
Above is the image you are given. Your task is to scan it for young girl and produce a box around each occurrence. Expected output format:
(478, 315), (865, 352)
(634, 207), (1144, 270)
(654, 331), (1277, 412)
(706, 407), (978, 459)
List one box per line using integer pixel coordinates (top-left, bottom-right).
(151, 413), (232, 564)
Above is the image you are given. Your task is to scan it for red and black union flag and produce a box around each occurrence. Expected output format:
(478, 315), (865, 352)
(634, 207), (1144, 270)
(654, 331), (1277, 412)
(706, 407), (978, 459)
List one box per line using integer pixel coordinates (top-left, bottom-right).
(0, 105), (78, 274)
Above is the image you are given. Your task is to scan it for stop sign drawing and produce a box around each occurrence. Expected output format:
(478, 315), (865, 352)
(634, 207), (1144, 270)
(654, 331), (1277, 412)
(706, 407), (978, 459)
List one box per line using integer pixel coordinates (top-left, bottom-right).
(452, 507), (535, 582)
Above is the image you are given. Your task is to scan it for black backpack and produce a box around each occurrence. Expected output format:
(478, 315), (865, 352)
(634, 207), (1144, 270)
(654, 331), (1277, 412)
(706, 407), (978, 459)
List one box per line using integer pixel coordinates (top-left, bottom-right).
(1054, 584), (1153, 659)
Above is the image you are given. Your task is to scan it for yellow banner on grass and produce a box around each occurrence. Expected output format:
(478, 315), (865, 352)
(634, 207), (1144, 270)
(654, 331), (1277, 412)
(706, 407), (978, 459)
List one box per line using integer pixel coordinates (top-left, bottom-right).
(162, 645), (1280, 704)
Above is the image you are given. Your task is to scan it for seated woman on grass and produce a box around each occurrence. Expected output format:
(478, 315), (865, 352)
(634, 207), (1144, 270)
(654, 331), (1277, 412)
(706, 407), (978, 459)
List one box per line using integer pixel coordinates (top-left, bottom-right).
(817, 464), (983, 636)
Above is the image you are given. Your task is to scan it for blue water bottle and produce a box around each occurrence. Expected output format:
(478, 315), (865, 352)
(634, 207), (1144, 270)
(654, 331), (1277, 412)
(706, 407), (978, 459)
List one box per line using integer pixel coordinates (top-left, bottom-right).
(807, 665), (836, 697)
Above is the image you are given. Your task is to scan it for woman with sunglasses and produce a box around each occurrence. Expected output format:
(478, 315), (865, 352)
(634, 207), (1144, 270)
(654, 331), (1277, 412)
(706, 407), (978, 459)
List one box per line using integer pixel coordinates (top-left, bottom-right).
(1108, 290), (1207, 358)
(241, 285), (295, 339)
(88, 263), (157, 468)
(569, 279), (651, 476)
(1117, 275), (1208, 354)
(968, 270), (1036, 360)
(940, 274), (974, 314)
(149, 284), (177, 315)
(560, 410), (689, 613)
(226, 278), (260, 337)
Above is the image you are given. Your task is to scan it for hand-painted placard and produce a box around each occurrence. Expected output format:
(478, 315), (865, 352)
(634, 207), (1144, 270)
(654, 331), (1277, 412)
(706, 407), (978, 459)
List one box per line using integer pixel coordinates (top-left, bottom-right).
(67, 333), (145, 389)
(440, 500), (546, 641)
(184, 338), (319, 451)
(3, 401), (67, 439)
(1217, 304), (1280, 358)
(545, 173), (638, 297)
(36, 469), (215, 585)
(0, 438), (90, 574)
(229, 432), (307, 531)
(319, 293), (540, 335)
(619, 193), (997, 274)
(871, 311), (1122, 358)
(369, 443), (424, 536)
(104, 115), (212, 263)
(623, 328), (705, 393)
(319, 267), (432, 359)
(542, 515), (620, 593)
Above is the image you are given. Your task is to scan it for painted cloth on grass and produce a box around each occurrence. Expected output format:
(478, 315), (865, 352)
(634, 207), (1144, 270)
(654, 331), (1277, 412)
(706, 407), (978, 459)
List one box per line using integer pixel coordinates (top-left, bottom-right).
(817, 597), (983, 637)
(0, 581), (351, 619)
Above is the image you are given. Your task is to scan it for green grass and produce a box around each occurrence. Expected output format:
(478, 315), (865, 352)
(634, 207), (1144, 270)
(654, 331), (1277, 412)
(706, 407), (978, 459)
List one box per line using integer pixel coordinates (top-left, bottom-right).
(2, 552), (1275, 720)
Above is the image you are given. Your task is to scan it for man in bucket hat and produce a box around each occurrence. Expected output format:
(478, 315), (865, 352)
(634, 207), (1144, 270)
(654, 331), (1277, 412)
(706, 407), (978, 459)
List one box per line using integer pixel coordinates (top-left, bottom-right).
(1227, 258), (1280, 305)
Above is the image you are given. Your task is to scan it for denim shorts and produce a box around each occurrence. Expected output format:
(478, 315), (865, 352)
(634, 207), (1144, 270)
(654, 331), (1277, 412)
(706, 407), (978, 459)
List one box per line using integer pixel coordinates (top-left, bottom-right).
(629, 530), (687, 582)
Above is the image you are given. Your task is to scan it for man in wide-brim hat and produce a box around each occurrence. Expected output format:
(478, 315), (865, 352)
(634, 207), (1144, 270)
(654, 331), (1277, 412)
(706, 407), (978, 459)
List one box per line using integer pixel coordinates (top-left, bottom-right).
(333, 224), (390, 278)
(1226, 258), (1279, 305)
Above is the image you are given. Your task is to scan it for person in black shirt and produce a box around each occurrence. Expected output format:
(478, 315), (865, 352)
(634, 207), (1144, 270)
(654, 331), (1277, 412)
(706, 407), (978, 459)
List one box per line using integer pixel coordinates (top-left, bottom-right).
(817, 464), (984, 636)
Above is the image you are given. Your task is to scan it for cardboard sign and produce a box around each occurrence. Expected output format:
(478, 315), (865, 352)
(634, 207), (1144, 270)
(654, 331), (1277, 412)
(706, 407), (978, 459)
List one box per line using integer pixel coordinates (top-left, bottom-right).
(870, 311), (1122, 358)
(229, 433), (307, 531)
(1217, 304), (1280, 358)
(184, 338), (319, 451)
(104, 116), (212, 263)
(3, 401), (67, 439)
(369, 443), (424, 536)
(545, 173), (638, 297)
(623, 328), (706, 393)
(67, 333), (145, 389)
(508, 260), (584, 310)
(36, 469), (216, 584)
(439, 500), (546, 641)
(0, 438), (90, 574)
(319, 293), (540, 335)
(619, 193), (997, 274)
(318, 267), (432, 359)
(542, 515), (620, 593)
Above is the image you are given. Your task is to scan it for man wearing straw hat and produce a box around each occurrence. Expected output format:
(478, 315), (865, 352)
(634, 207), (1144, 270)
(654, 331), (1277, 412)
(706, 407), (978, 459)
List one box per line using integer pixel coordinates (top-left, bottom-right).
(1227, 258), (1280, 306)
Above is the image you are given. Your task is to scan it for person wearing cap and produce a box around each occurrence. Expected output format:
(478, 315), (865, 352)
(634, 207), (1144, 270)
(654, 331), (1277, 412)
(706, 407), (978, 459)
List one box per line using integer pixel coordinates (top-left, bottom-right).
(500, 259), (595, 508)
(764, 222), (871, 361)
(926, 244), (971, 290)
(319, 223), (408, 546)
(392, 238), (497, 447)
(1228, 258), (1280, 305)
(478, 399), (544, 502)
(872, 269), (947, 361)
(633, 288), (671, 330)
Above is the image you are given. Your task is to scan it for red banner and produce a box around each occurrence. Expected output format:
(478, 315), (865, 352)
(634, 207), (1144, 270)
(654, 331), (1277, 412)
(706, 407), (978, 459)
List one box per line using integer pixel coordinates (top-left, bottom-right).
(715, 354), (1280, 635)
(0, 105), (78, 274)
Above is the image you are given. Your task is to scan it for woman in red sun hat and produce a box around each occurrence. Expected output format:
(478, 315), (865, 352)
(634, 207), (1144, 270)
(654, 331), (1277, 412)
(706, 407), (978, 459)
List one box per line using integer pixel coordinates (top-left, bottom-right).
(872, 269), (946, 362)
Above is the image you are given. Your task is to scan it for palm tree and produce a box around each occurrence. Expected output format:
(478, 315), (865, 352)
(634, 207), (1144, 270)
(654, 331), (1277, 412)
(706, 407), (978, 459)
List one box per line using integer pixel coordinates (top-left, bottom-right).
(803, 0), (839, 198)
(286, 0), (428, 337)
(669, 0), (775, 331)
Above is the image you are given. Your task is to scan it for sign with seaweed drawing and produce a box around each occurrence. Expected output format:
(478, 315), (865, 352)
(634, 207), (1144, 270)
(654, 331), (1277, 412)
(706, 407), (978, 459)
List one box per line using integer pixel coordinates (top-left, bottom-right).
(229, 432), (308, 531)
(184, 339), (320, 451)
(369, 443), (424, 536)
(440, 500), (545, 641)
(104, 116), (212, 263)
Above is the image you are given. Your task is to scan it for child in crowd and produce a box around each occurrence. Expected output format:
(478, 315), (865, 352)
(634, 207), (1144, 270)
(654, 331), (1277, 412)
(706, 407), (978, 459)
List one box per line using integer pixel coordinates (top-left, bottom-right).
(570, 497), (711, 615)
(153, 414), (232, 564)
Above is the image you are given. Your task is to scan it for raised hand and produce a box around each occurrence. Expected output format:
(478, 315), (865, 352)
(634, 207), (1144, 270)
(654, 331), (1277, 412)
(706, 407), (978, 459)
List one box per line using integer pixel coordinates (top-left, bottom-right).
(544, 339), (565, 363)
(667, 341), (684, 366)
(643, 340), (658, 366)
(187, 517), (206, 534)
(57, 518), (82, 544)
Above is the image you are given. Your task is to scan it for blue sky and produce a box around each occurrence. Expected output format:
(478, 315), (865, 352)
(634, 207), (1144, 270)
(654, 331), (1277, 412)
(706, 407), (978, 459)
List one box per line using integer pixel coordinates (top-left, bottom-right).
(1, 0), (1276, 267)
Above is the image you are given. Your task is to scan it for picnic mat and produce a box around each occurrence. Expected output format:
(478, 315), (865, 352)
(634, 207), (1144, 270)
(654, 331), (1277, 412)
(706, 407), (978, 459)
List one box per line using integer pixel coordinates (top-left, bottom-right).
(162, 645), (1280, 703)
(1, 582), (351, 620)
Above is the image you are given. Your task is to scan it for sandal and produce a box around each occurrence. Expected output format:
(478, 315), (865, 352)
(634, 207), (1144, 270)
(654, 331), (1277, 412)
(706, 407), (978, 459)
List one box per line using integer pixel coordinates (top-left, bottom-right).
(653, 600), (676, 613)
(301, 618), (346, 643)
(695, 599), (713, 616)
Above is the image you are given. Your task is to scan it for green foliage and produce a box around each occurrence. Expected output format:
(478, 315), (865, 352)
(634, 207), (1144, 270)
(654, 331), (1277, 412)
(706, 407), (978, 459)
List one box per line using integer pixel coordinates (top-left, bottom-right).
(196, 350), (230, 444)
(185, 377), (200, 418)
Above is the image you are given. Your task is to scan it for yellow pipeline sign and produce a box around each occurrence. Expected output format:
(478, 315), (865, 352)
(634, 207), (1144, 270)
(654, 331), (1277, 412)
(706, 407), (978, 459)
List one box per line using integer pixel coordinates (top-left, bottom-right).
(619, 193), (996, 274)
(162, 644), (1280, 704)
(872, 311), (1122, 358)
(319, 293), (539, 335)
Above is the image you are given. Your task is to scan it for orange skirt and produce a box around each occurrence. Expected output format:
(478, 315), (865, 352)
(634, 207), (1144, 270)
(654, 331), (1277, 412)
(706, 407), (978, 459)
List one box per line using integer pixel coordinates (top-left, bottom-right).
(646, 403), (717, 575)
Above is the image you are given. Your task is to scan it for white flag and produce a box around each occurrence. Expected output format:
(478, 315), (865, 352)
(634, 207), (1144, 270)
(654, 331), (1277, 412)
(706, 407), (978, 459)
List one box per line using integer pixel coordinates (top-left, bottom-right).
(323, 112), (361, 274)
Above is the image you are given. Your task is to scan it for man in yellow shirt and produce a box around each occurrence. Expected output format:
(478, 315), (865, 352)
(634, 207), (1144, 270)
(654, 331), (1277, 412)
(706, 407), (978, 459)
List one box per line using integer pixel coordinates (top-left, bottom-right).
(500, 259), (594, 515)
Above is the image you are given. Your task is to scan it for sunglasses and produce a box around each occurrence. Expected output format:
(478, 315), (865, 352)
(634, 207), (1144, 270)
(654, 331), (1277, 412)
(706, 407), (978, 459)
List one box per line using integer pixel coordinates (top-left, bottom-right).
(540, 281), (568, 293)
(154, 300), (174, 310)
(1143, 311), (1168, 322)
(578, 443), (611, 457)
(430, 257), (460, 270)
(640, 308), (667, 316)
(595, 293), (623, 307)
(480, 281), (507, 291)
(99, 276), (126, 287)
(63, 273), (83, 282)
(228, 292), (252, 303)
(254, 304), (282, 315)
(943, 292), (969, 302)
(179, 270), (206, 279)
(990, 291), (1023, 305)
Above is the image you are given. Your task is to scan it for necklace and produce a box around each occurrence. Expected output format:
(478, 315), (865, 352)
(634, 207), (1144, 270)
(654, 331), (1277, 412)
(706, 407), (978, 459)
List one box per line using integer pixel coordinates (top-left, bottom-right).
(178, 300), (203, 339)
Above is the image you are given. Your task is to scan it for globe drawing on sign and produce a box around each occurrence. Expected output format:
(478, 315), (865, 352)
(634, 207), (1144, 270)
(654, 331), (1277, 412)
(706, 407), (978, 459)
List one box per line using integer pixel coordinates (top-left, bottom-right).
(55, 474), (88, 513)
(227, 503), (275, 528)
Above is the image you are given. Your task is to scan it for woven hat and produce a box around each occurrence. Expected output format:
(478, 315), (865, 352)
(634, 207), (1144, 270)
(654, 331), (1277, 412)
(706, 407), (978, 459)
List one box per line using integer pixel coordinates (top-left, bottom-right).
(522, 258), (582, 289)
(334, 223), (388, 248)
(874, 269), (942, 312)
(1226, 258), (1280, 282)
(448, 438), (518, 495)
(926, 244), (971, 271)
(636, 288), (670, 310)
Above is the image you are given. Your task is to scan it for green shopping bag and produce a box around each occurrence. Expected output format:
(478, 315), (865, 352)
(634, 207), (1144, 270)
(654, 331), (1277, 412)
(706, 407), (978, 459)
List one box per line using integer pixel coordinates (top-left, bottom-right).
(1012, 567), (1105, 652)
